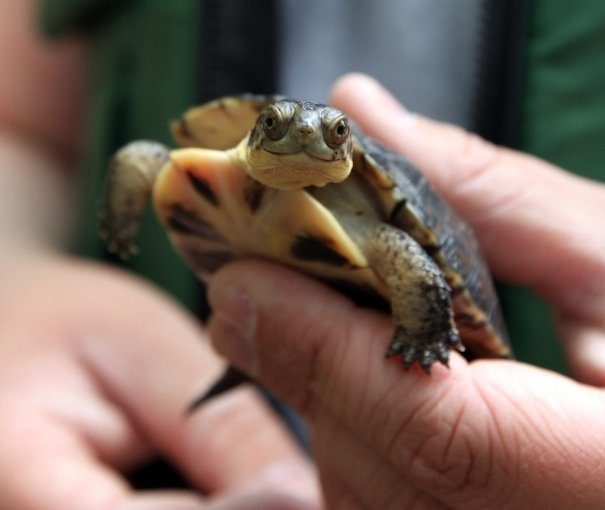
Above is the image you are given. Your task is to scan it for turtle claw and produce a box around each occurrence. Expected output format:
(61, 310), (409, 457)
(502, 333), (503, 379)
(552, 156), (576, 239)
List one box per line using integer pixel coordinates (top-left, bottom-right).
(447, 330), (465, 353)
(386, 326), (461, 373)
(98, 207), (140, 260)
(106, 239), (139, 260)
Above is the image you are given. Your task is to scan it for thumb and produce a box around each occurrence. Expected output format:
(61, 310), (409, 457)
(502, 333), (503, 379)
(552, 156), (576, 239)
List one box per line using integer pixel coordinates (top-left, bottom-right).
(331, 73), (605, 323)
(207, 261), (605, 509)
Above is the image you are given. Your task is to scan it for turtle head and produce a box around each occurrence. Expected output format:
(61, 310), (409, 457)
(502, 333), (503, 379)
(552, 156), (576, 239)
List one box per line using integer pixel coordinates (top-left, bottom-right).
(241, 100), (353, 190)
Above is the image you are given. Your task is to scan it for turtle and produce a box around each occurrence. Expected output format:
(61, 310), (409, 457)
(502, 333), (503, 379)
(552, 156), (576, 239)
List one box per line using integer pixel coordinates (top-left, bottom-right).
(99, 95), (511, 404)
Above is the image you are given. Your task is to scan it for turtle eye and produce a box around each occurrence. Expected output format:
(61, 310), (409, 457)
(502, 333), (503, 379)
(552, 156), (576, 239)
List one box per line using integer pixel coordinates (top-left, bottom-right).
(325, 115), (350, 149)
(262, 105), (290, 141)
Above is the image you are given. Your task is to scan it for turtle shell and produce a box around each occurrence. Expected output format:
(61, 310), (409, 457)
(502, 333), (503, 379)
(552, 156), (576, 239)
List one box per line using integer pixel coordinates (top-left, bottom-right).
(350, 134), (509, 358)
(162, 95), (510, 360)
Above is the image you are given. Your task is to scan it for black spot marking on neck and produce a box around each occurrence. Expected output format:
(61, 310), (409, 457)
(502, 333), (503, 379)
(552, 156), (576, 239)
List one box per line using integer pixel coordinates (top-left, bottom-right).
(291, 234), (350, 267)
(187, 171), (219, 205)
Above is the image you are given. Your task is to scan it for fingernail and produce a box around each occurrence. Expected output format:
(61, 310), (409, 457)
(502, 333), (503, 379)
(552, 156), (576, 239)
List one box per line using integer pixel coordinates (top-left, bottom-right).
(209, 285), (258, 374)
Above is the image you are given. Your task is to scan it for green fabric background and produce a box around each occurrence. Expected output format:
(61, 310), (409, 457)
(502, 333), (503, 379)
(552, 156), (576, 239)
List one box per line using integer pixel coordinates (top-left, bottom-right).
(42, 1), (204, 312)
(500, 1), (605, 371)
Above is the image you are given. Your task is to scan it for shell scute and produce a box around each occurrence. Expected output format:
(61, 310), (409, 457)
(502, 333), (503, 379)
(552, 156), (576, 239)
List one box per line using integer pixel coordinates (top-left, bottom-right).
(352, 132), (510, 357)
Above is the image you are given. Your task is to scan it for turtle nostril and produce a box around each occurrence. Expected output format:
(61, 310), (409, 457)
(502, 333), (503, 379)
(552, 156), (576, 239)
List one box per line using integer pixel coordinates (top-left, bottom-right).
(298, 123), (315, 137)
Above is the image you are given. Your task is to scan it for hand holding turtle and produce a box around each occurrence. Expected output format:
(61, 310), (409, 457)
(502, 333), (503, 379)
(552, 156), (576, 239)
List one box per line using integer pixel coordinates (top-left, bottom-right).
(206, 75), (605, 509)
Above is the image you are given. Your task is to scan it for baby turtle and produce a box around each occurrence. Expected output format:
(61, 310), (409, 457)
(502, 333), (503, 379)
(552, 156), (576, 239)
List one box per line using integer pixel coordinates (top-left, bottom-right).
(100, 95), (510, 398)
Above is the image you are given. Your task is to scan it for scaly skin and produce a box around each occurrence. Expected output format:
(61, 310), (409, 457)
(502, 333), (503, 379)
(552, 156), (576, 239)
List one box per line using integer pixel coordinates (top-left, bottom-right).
(99, 141), (169, 258)
(365, 224), (463, 371)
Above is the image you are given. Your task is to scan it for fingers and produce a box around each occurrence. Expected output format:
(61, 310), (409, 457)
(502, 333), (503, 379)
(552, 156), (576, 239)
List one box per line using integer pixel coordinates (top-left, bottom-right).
(0, 419), (127, 509)
(119, 489), (316, 510)
(208, 261), (386, 414)
(207, 260), (460, 503)
(117, 493), (205, 510)
(331, 73), (605, 322)
(64, 262), (318, 497)
(208, 260), (605, 508)
(0, 257), (319, 508)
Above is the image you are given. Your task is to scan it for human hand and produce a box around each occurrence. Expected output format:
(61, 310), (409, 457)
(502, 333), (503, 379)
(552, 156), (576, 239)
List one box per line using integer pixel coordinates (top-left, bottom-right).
(205, 74), (605, 509)
(0, 254), (320, 510)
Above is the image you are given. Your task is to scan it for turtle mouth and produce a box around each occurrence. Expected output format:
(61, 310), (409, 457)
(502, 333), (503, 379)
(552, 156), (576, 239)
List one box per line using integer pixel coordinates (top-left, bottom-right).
(264, 147), (346, 162)
(254, 170), (347, 191)
(246, 149), (353, 190)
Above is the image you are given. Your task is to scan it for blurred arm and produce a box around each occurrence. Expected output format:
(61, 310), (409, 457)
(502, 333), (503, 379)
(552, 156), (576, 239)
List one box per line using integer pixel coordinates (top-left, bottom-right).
(0, 0), (85, 253)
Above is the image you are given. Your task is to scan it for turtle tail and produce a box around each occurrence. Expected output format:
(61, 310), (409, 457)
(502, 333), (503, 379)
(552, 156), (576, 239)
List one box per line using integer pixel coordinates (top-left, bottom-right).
(186, 365), (251, 413)
(99, 141), (170, 259)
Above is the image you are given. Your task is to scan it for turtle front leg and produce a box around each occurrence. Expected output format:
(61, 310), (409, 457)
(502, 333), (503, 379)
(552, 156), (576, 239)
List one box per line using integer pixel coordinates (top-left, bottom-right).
(365, 224), (464, 372)
(99, 141), (170, 258)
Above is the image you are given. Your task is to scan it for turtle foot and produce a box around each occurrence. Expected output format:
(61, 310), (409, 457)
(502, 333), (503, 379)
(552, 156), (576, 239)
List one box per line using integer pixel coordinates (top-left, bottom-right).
(386, 326), (463, 374)
(98, 208), (140, 260)
(98, 141), (169, 260)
